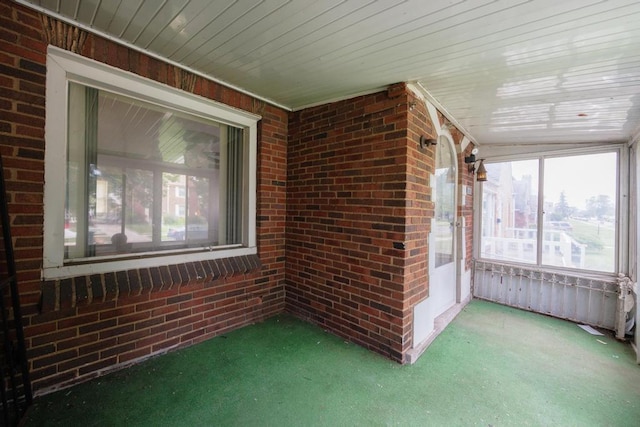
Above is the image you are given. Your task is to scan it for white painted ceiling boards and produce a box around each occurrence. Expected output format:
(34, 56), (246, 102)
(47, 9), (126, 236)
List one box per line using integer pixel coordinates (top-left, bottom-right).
(18, 0), (640, 147)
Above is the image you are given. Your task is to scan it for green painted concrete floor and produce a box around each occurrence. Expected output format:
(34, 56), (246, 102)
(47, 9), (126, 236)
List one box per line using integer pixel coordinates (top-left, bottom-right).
(23, 300), (640, 426)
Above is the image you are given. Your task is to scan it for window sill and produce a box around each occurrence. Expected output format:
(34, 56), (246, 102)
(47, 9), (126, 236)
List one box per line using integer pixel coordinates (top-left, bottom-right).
(39, 253), (262, 313)
(42, 246), (256, 280)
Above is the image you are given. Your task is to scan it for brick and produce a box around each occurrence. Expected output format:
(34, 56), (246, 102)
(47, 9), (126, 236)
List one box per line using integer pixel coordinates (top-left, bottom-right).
(192, 261), (206, 281)
(103, 272), (118, 301)
(117, 311), (151, 327)
(185, 262), (197, 282)
(58, 313), (99, 330)
(32, 348), (78, 369)
(138, 268), (152, 293)
(24, 321), (56, 339)
(100, 342), (136, 358)
(166, 309), (191, 322)
(159, 265), (173, 289)
(134, 317), (164, 331)
(175, 263), (188, 284)
(152, 337), (180, 353)
(204, 259), (220, 280)
(32, 370), (76, 391)
(74, 275), (89, 306)
(78, 337), (117, 357)
(118, 347), (151, 364)
(214, 258), (228, 278)
(227, 257), (240, 275)
(27, 343), (55, 359)
(127, 269), (141, 295)
(39, 281), (56, 312)
(90, 274), (105, 303)
(180, 328), (205, 343)
(135, 298), (166, 313)
(78, 319), (117, 335)
(249, 254), (262, 271)
(31, 328), (76, 347)
(116, 270), (129, 297)
(149, 267), (163, 291)
(58, 352), (100, 373)
(59, 278), (73, 310)
(56, 332), (101, 352)
(99, 324), (135, 340)
(167, 294), (191, 305)
(99, 306), (135, 321)
(235, 256), (248, 274)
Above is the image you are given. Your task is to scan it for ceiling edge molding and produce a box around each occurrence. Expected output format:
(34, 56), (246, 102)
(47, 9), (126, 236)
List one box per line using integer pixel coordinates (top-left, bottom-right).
(460, 136), (471, 153)
(425, 99), (442, 137)
(413, 81), (477, 146)
(15, 0), (291, 112)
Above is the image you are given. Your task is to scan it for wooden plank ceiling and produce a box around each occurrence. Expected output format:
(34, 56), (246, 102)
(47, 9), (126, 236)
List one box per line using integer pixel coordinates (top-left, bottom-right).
(17, 0), (640, 147)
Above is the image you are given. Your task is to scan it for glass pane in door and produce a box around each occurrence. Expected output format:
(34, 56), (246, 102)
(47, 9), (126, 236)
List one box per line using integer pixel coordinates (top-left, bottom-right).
(434, 137), (456, 268)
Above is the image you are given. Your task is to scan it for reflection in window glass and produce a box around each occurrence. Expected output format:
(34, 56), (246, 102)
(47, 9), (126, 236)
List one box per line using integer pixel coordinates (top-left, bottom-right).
(125, 169), (153, 243)
(434, 139), (456, 268)
(65, 82), (242, 260)
(543, 153), (617, 272)
(481, 160), (538, 264)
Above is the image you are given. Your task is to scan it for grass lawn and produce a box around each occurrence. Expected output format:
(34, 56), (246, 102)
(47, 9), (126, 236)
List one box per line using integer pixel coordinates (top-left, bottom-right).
(569, 219), (615, 272)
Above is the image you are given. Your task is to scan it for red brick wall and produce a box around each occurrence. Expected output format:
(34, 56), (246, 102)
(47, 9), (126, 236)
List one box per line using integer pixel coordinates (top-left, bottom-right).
(1, 0), (477, 393)
(0, 0), (286, 394)
(286, 85), (475, 363)
(286, 84), (438, 362)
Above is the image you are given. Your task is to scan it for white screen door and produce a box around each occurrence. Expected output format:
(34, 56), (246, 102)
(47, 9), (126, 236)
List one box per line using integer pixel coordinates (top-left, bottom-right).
(430, 134), (458, 314)
(413, 134), (458, 346)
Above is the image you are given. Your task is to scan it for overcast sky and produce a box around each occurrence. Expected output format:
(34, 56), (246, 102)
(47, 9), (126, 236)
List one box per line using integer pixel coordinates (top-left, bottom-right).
(510, 152), (617, 210)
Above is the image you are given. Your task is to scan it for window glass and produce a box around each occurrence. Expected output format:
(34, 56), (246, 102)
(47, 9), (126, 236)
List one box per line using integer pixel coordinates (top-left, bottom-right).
(481, 160), (538, 264)
(65, 82), (242, 260)
(480, 152), (618, 273)
(543, 153), (617, 272)
(434, 137), (456, 268)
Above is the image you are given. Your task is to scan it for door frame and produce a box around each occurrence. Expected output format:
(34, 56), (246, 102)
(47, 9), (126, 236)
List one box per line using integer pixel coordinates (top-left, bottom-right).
(411, 124), (460, 351)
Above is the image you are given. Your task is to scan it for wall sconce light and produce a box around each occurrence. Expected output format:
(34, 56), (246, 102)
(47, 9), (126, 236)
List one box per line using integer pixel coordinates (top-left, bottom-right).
(419, 135), (437, 149)
(464, 148), (488, 182)
(475, 159), (488, 182)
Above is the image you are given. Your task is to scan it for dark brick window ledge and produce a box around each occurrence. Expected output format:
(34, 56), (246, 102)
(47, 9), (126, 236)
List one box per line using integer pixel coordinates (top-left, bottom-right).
(39, 255), (262, 313)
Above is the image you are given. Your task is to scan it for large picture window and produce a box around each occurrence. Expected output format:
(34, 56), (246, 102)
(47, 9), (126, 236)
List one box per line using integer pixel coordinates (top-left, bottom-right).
(479, 150), (621, 274)
(65, 83), (244, 259)
(44, 47), (259, 279)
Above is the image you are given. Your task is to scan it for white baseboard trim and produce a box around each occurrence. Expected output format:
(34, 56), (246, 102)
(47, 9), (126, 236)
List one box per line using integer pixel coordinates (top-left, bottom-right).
(406, 293), (472, 364)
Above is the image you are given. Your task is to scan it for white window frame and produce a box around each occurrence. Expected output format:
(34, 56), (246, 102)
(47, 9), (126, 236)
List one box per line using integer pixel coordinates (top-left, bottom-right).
(473, 144), (629, 278)
(43, 46), (259, 280)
